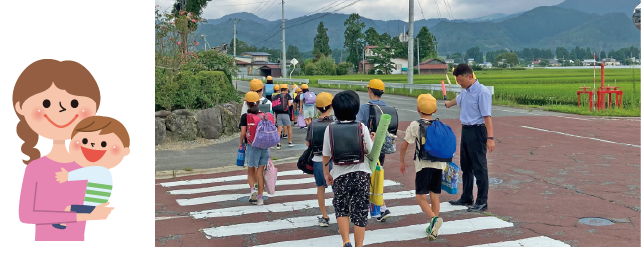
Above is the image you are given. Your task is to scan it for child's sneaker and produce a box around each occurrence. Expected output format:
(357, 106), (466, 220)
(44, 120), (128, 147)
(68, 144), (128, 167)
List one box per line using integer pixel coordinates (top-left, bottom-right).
(276, 143), (282, 150)
(343, 242), (352, 247)
(256, 198), (264, 205)
(376, 209), (392, 222)
(318, 217), (330, 227)
(249, 190), (258, 204)
(426, 217), (443, 241)
(288, 142), (294, 147)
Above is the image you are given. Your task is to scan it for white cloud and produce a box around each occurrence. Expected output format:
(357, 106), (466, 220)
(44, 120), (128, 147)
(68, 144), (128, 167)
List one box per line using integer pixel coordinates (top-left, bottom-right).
(155, 0), (565, 21)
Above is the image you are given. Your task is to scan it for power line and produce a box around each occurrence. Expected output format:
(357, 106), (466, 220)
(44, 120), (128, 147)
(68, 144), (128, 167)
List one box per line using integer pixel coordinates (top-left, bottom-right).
(441, 0), (454, 20)
(416, 0), (428, 21)
(431, 0), (442, 20)
(255, 0), (279, 18)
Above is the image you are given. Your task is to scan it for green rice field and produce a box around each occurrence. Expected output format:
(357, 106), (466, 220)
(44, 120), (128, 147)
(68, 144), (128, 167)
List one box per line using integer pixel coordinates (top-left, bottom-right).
(296, 68), (641, 117)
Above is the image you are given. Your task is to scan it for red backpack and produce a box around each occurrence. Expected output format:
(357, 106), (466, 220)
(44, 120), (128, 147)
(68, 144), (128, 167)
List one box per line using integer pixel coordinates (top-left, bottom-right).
(246, 112), (275, 144)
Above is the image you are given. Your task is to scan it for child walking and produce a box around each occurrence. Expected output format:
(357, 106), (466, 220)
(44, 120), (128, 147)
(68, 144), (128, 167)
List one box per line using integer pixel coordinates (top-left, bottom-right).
(239, 91), (272, 205)
(300, 84), (315, 127)
(399, 94), (446, 241)
(275, 84), (293, 149)
(305, 92), (335, 227)
(323, 90), (374, 247)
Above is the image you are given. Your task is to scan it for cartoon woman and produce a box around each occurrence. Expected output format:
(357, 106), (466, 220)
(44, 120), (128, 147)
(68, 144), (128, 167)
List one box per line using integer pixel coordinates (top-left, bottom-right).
(14, 59), (114, 241)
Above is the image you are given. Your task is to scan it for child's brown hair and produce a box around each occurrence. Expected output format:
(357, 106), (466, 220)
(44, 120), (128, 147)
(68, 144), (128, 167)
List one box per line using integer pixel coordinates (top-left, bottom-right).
(72, 116), (130, 148)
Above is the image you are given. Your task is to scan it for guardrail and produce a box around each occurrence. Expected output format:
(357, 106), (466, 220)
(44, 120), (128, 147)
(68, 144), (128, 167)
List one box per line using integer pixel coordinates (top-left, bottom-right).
(317, 80), (494, 95)
(235, 75), (266, 80)
(273, 78), (309, 84)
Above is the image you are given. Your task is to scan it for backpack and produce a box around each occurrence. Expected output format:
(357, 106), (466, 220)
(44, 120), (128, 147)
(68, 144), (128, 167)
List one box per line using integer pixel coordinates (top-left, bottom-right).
(246, 112), (279, 149)
(297, 147), (315, 174)
(303, 92), (316, 106)
(258, 99), (271, 113)
(368, 104), (398, 154)
(328, 122), (365, 166)
(310, 116), (336, 156)
(271, 94), (287, 113)
(415, 119), (457, 162)
(265, 83), (275, 96)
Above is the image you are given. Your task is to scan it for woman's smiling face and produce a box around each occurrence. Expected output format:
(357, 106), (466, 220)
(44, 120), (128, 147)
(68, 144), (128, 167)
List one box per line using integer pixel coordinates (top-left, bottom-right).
(15, 83), (97, 141)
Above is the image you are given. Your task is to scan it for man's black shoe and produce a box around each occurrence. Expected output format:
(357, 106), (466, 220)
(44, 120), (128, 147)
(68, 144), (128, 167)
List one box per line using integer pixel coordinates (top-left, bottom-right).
(448, 199), (474, 206)
(467, 203), (488, 212)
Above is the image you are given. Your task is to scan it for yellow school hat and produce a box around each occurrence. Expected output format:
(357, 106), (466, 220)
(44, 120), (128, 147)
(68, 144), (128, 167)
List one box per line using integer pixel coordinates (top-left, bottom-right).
(295, 87), (302, 93)
(367, 79), (385, 91)
(301, 84), (309, 89)
(245, 91), (260, 103)
(417, 94), (437, 114)
(280, 84), (289, 90)
(266, 75), (273, 81)
(249, 79), (264, 91)
(316, 92), (333, 108)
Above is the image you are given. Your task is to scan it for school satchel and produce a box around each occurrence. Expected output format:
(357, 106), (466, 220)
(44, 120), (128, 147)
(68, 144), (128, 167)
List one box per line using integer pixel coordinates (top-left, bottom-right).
(271, 94), (287, 113)
(246, 112), (279, 149)
(328, 121), (365, 166)
(297, 147), (315, 174)
(415, 119), (457, 162)
(303, 92), (317, 106)
(368, 104), (398, 154)
(258, 99), (271, 113)
(310, 116), (336, 156)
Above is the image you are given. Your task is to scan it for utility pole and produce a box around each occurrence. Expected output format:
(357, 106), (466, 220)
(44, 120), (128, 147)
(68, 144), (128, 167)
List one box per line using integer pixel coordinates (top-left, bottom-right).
(363, 44), (366, 74)
(417, 38), (420, 75)
(408, 0), (414, 84)
(233, 19), (239, 66)
(281, 0), (287, 78)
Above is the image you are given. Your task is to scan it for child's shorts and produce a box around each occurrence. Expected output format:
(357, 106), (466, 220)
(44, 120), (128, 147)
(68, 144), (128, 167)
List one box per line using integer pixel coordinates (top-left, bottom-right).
(246, 143), (270, 168)
(416, 167), (442, 195)
(313, 160), (333, 188)
(303, 104), (315, 119)
(276, 113), (291, 127)
(332, 171), (370, 227)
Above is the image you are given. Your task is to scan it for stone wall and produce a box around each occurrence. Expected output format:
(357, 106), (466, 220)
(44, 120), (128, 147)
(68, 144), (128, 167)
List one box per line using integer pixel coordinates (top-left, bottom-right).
(155, 101), (241, 145)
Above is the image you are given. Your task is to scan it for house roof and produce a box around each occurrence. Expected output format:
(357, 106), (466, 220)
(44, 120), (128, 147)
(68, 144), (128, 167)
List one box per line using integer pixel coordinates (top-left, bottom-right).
(420, 59), (446, 65)
(242, 52), (271, 56)
(260, 65), (280, 69)
(365, 45), (391, 50)
(236, 59), (251, 65)
(417, 63), (447, 70)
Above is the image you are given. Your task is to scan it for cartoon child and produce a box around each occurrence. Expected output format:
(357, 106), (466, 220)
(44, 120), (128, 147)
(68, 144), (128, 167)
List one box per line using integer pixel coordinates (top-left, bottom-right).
(52, 116), (130, 229)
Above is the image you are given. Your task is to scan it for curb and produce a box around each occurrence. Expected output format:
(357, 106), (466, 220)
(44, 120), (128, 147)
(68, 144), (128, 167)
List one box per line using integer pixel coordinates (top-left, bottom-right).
(155, 156), (300, 180)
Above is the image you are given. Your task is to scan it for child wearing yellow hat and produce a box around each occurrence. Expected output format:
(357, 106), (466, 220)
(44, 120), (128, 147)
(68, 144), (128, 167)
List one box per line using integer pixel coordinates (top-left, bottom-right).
(299, 84), (315, 126)
(274, 84), (293, 149)
(265, 76), (275, 101)
(399, 93), (446, 241)
(304, 92), (335, 227)
(240, 79), (272, 118)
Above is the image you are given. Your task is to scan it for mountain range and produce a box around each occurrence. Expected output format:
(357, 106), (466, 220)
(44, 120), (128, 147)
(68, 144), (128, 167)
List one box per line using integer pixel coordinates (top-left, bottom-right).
(195, 0), (640, 55)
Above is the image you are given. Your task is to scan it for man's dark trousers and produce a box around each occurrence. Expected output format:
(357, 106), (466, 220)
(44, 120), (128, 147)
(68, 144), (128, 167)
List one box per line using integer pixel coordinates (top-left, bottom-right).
(460, 125), (489, 205)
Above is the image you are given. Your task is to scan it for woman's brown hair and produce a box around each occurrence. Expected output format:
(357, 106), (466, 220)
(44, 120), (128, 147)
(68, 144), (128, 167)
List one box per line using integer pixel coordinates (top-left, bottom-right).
(13, 59), (101, 165)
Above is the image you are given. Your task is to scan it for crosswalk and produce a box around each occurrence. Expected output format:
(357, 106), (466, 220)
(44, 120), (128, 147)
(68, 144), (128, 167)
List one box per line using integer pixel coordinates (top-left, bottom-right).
(157, 169), (571, 247)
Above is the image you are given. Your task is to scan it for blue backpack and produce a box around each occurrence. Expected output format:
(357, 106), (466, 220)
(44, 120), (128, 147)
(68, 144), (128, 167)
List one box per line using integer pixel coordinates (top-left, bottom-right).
(415, 119), (457, 162)
(265, 83), (275, 96)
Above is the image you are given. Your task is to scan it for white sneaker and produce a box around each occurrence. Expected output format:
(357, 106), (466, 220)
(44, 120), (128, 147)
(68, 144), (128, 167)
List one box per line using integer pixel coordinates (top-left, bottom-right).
(256, 198), (264, 205)
(249, 190), (258, 204)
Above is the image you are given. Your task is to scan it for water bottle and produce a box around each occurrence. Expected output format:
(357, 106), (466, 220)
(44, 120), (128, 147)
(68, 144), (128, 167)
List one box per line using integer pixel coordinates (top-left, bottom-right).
(236, 144), (245, 166)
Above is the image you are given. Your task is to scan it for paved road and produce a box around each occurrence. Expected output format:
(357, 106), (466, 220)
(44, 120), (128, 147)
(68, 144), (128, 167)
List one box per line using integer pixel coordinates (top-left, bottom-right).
(155, 116), (640, 247)
(155, 80), (568, 171)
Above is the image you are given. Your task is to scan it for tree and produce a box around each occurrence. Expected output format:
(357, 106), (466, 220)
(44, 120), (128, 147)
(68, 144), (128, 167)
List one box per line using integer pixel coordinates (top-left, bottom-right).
(539, 59), (549, 67)
(364, 27), (380, 46)
(448, 52), (464, 63)
(172, 0), (211, 54)
(287, 45), (301, 60)
(368, 45), (396, 74)
(315, 55), (337, 75)
(416, 26), (438, 64)
(600, 51), (607, 60)
(465, 46), (483, 63)
(344, 13), (365, 68)
(379, 32), (392, 46)
(556, 47), (569, 60)
(486, 49), (509, 66)
(391, 36), (408, 60)
(313, 22), (332, 58)
(494, 52), (519, 67)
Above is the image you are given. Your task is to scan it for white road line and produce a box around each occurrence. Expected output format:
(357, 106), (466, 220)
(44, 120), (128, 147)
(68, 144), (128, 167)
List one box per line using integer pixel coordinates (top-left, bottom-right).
(470, 236), (570, 247)
(177, 180), (400, 206)
(168, 178), (317, 195)
(497, 108), (628, 122)
(521, 126), (641, 148)
(190, 190), (416, 219)
(204, 203), (466, 238)
(257, 217), (514, 247)
(160, 170), (303, 187)
(155, 216), (190, 221)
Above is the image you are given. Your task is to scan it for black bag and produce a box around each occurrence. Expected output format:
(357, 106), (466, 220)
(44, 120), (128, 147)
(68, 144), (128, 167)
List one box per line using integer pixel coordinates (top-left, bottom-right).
(329, 121), (365, 166)
(271, 94), (287, 113)
(311, 116), (336, 156)
(368, 103), (399, 135)
(297, 147), (315, 174)
(258, 99), (271, 113)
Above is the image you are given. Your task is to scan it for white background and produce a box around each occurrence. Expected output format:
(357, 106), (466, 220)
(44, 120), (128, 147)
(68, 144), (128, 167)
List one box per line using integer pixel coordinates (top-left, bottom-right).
(0, 0), (155, 250)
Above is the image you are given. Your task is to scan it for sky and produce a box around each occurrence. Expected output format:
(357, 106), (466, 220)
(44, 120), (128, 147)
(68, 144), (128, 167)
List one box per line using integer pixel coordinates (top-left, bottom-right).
(155, 0), (566, 21)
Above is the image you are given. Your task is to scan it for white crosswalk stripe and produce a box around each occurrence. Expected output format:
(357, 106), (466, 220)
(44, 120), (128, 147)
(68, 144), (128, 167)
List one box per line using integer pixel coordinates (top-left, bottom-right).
(159, 169), (571, 247)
